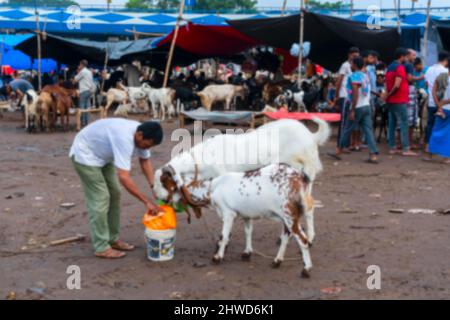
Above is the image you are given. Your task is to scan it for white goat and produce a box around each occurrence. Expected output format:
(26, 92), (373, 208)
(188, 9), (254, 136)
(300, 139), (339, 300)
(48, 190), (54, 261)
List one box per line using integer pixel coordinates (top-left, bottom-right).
(154, 118), (330, 208)
(197, 84), (246, 111)
(285, 90), (307, 112)
(159, 163), (315, 277)
(21, 89), (39, 132)
(141, 83), (176, 120)
(0, 100), (14, 118)
(104, 86), (149, 116)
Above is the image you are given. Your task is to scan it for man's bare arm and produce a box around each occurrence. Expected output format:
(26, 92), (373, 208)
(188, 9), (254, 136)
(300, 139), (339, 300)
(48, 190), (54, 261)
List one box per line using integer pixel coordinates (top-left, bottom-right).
(139, 158), (155, 188)
(116, 168), (158, 214)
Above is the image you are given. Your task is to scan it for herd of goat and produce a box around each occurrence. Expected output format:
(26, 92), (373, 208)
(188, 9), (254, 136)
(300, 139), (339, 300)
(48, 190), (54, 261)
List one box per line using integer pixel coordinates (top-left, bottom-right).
(18, 73), (323, 133)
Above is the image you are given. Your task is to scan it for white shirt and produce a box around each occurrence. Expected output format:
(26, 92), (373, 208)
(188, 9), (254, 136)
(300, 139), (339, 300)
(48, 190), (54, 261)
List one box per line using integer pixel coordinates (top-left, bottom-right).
(69, 118), (151, 170)
(425, 63), (449, 107)
(338, 60), (352, 99)
(347, 71), (371, 109)
(442, 76), (450, 111)
(74, 67), (96, 93)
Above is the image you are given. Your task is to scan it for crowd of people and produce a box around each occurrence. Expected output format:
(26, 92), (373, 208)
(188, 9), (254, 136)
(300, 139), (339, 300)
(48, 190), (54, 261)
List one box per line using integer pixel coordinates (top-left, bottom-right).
(0, 45), (449, 164)
(329, 46), (450, 164)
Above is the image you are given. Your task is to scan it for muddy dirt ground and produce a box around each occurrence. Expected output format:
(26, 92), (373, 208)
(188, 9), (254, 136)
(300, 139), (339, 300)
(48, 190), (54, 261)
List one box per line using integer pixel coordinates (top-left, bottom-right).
(1, 112), (450, 300)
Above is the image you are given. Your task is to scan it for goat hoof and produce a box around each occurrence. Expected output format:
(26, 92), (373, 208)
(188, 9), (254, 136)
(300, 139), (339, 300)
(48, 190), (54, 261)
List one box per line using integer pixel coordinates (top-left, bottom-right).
(211, 256), (222, 264)
(271, 260), (282, 269)
(241, 252), (252, 261)
(301, 269), (311, 279)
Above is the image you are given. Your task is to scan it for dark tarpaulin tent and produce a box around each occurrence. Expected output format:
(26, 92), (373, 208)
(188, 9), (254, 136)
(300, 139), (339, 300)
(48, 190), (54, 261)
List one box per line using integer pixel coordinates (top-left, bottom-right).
(228, 11), (400, 71)
(15, 33), (161, 67)
(14, 31), (247, 70)
(436, 21), (450, 52)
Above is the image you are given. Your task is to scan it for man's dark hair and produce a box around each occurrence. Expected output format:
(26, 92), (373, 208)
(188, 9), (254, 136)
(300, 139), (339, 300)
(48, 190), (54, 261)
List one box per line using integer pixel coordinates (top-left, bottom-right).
(137, 121), (163, 145)
(394, 47), (408, 59)
(413, 57), (423, 66)
(348, 47), (360, 55)
(352, 57), (364, 70)
(80, 59), (88, 67)
(438, 51), (449, 62)
(362, 50), (378, 59)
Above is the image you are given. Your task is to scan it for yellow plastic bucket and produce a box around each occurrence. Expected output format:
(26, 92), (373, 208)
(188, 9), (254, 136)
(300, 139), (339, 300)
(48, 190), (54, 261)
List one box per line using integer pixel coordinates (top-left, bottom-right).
(143, 205), (177, 262)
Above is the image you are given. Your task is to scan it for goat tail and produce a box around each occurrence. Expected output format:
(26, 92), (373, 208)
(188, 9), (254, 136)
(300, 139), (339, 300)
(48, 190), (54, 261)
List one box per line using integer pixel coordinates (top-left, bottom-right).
(311, 117), (330, 146)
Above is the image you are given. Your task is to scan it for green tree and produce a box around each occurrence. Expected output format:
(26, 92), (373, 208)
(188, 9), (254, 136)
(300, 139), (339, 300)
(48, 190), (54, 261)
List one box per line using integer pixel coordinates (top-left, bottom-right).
(195, 0), (257, 11)
(306, 1), (346, 10)
(156, 0), (180, 10)
(8, 0), (77, 6)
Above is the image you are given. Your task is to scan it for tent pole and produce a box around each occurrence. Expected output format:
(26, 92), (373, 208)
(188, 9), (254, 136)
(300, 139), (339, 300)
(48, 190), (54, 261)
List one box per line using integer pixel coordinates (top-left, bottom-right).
(281, 0), (288, 16)
(422, 0), (432, 61)
(298, 1), (305, 89)
(163, 0), (186, 88)
(350, 0), (354, 18)
(100, 51), (109, 94)
(35, 8), (42, 91)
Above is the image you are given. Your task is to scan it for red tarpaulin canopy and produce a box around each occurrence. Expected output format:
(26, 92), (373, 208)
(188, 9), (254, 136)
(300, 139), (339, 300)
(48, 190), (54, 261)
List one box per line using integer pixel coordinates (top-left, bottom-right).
(157, 23), (260, 57)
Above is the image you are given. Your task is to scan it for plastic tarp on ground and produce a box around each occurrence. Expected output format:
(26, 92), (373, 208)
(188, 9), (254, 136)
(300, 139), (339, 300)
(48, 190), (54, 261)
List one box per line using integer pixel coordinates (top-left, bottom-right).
(228, 11), (400, 71)
(1, 34), (58, 72)
(181, 108), (254, 124)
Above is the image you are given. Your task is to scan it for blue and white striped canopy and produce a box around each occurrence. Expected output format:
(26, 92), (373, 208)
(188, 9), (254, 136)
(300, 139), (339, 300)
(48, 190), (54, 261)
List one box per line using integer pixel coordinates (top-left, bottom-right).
(0, 7), (449, 36)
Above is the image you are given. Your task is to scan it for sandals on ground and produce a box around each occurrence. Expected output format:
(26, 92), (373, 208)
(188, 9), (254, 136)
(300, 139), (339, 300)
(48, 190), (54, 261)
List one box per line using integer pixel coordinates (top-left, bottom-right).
(95, 248), (126, 259)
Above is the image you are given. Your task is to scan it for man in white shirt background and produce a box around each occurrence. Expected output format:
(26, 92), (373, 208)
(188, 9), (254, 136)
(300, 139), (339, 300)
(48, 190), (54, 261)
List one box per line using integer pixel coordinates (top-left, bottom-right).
(329, 46), (360, 159)
(70, 119), (163, 259)
(74, 59), (96, 128)
(424, 52), (449, 150)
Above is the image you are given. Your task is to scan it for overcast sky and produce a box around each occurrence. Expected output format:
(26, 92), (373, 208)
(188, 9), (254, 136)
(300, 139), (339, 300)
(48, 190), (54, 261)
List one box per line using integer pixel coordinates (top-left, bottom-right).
(71, 0), (449, 9)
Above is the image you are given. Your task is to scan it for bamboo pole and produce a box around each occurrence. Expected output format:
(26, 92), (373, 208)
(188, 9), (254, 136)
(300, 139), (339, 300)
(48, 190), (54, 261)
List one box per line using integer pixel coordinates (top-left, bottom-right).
(163, 0), (186, 88)
(350, 0), (354, 18)
(422, 0), (432, 61)
(281, 0), (288, 16)
(394, 0), (401, 34)
(298, 1), (305, 89)
(35, 8), (42, 91)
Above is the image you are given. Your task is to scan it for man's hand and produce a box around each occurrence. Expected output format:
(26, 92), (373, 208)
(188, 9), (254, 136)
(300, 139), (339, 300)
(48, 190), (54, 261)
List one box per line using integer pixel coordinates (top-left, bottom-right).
(145, 201), (160, 216)
(349, 110), (355, 121)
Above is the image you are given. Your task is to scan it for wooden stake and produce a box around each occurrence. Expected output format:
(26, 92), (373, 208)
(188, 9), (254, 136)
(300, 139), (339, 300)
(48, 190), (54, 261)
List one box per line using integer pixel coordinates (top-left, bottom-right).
(350, 0), (354, 18)
(281, 0), (288, 16)
(35, 9), (42, 91)
(298, 1), (305, 89)
(100, 50), (109, 93)
(422, 0), (432, 61)
(50, 234), (85, 246)
(163, 0), (186, 88)
(125, 29), (166, 38)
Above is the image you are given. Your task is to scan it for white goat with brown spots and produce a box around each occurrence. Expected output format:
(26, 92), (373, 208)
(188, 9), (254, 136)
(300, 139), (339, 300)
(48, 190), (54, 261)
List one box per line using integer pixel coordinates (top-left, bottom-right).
(159, 163), (315, 277)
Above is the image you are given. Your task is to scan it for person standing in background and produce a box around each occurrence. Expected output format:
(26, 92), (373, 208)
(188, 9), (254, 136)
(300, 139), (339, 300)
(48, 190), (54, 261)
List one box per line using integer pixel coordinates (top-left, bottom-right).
(339, 57), (379, 163)
(74, 59), (96, 129)
(424, 52), (449, 157)
(413, 57), (429, 141)
(328, 47), (360, 160)
(383, 47), (417, 156)
(428, 67), (450, 164)
(123, 62), (141, 88)
(404, 49), (420, 149)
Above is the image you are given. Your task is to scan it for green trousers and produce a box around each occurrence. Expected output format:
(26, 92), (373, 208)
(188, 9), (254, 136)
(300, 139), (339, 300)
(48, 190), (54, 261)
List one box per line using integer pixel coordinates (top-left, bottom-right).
(72, 157), (121, 253)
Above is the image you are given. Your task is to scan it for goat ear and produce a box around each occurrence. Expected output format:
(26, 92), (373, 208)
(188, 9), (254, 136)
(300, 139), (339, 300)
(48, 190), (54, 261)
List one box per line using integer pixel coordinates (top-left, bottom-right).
(162, 165), (176, 177)
(192, 206), (202, 219)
